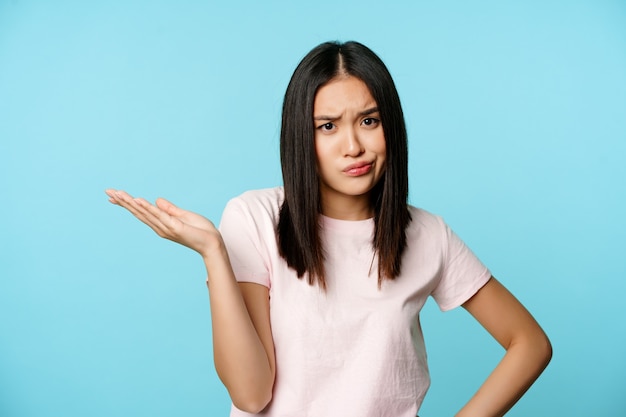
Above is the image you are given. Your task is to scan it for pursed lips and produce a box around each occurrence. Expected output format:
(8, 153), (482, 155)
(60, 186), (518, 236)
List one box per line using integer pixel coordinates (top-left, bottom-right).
(343, 161), (374, 176)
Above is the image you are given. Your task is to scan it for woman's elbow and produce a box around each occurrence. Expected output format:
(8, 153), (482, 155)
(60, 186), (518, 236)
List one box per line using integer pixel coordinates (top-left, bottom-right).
(231, 388), (273, 414)
(522, 328), (552, 372)
(512, 326), (552, 373)
(537, 332), (553, 368)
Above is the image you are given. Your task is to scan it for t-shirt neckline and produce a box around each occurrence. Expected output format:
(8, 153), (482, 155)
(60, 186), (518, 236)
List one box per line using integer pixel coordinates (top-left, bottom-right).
(320, 214), (374, 236)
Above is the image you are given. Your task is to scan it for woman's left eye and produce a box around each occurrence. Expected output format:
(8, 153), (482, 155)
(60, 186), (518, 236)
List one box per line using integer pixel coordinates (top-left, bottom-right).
(362, 117), (380, 127)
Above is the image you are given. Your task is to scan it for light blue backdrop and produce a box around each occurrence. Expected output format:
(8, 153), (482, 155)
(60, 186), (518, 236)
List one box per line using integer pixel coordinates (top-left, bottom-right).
(1, 1), (625, 416)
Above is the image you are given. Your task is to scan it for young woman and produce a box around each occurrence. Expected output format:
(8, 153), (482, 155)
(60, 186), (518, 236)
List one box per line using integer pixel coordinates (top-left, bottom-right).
(105, 41), (551, 417)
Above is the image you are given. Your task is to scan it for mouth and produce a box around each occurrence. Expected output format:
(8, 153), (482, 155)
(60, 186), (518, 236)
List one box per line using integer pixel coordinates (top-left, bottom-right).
(343, 161), (373, 176)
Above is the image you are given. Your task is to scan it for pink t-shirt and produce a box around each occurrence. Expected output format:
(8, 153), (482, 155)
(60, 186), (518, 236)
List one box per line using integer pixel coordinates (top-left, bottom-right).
(219, 187), (491, 417)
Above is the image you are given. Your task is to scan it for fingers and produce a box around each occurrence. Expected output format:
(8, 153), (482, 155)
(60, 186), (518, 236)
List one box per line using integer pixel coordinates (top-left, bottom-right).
(105, 189), (220, 255)
(135, 198), (184, 237)
(105, 189), (174, 238)
(155, 197), (184, 217)
(105, 189), (121, 205)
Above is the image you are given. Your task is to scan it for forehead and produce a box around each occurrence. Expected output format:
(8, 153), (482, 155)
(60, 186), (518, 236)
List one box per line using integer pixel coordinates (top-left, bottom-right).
(313, 76), (376, 113)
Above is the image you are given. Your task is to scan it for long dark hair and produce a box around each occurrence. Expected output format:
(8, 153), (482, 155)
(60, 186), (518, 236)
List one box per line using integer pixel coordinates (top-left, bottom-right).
(277, 41), (411, 289)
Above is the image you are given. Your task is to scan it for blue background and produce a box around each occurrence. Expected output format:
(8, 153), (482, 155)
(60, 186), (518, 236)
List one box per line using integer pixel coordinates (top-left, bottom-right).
(1, 1), (625, 416)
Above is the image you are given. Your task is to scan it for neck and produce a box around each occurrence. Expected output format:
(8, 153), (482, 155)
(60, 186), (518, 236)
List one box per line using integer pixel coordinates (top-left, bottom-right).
(319, 193), (373, 220)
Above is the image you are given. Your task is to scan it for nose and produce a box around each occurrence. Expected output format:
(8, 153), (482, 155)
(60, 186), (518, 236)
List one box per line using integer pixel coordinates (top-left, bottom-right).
(343, 127), (364, 157)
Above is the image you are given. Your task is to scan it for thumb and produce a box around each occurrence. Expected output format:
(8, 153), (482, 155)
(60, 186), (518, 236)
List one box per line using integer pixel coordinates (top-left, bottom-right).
(155, 197), (184, 216)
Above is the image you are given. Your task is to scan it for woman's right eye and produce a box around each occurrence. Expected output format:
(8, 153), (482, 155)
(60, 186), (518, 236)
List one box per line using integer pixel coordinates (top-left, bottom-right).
(317, 122), (335, 131)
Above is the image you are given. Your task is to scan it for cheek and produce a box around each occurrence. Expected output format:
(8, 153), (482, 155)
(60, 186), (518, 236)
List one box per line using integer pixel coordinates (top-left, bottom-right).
(314, 140), (330, 171)
(314, 135), (337, 161)
(376, 134), (387, 171)
(376, 133), (387, 158)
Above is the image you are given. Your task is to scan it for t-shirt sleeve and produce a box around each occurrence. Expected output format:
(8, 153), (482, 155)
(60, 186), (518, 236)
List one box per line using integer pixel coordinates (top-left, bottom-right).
(218, 197), (271, 288)
(431, 221), (492, 311)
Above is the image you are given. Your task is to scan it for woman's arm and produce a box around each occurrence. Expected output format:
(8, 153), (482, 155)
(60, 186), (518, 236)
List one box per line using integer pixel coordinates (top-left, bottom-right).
(203, 248), (275, 413)
(105, 190), (275, 413)
(456, 277), (552, 417)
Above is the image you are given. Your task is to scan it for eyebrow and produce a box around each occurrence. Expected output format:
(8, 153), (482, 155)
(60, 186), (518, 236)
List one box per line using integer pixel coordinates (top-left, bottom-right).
(313, 107), (380, 121)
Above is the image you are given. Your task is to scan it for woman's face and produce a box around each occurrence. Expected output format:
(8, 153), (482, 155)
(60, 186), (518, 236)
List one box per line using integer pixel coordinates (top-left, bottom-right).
(313, 75), (386, 220)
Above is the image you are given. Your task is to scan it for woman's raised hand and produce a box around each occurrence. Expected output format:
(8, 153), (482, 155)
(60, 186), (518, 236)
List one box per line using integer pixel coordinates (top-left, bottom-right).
(105, 189), (223, 258)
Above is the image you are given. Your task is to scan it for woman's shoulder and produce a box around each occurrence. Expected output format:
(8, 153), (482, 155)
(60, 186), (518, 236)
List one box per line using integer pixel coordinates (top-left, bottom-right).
(232, 186), (284, 205)
(407, 204), (446, 230)
(223, 187), (284, 223)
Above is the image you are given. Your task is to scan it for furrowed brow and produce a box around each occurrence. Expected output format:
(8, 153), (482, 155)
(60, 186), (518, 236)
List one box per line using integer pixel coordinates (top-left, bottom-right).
(359, 107), (379, 116)
(313, 107), (379, 121)
(313, 114), (338, 121)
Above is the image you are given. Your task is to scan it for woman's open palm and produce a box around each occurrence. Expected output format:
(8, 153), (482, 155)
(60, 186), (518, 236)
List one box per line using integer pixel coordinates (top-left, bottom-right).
(105, 189), (222, 258)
